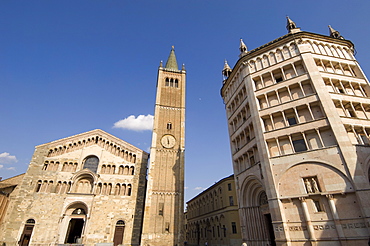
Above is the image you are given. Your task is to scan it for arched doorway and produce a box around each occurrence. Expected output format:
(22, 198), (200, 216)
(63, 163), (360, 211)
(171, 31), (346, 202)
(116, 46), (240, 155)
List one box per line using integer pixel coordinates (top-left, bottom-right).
(62, 203), (88, 244)
(113, 220), (125, 246)
(241, 178), (275, 246)
(19, 219), (35, 246)
(65, 208), (86, 243)
(259, 191), (275, 246)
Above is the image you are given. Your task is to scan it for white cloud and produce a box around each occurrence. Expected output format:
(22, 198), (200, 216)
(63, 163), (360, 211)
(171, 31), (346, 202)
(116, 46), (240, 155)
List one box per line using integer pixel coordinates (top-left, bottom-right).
(184, 187), (188, 190)
(6, 167), (16, 170)
(0, 165), (3, 169)
(0, 152), (17, 164)
(194, 187), (203, 190)
(113, 114), (154, 131)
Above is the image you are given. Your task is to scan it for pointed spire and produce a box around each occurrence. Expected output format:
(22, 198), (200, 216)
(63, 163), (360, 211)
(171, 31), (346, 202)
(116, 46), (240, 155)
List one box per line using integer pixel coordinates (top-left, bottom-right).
(286, 16), (301, 33)
(222, 60), (232, 79)
(328, 25), (344, 39)
(286, 16), (296, 31)
(239, 38), (247, 54)
(165, 46), (179, 70)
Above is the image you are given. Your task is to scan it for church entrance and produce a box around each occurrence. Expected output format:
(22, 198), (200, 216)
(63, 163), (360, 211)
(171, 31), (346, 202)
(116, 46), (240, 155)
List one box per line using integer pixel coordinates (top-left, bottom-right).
(65, 218), (84, 243)
(62, 206), (87, 244)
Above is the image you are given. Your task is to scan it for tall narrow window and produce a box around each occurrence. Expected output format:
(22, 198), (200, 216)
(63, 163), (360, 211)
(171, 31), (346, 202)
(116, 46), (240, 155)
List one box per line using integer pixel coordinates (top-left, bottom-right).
(229, 196), (234, 206)
(167, 122), (172, 130)
(313, 200), (324, 212)
(159, 202), (164, 216)
(231, 222), (237, 234)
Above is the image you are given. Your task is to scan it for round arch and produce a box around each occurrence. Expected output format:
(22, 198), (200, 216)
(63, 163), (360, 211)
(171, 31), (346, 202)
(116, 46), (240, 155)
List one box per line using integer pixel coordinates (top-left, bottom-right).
(61, 202), (89, 244)
(239, 175), (266, 207)
(277, 161), (353, 197)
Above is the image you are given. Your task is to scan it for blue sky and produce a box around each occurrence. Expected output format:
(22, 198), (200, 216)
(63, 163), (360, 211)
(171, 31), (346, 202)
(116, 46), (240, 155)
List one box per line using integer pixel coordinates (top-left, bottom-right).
(1, 1), (370, 202)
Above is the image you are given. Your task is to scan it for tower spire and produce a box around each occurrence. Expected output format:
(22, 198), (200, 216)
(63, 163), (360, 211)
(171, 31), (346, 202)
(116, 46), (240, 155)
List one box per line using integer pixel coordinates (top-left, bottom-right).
(286, 16), (300, 33)
(328, 25), (344, 39)
(239, 38), (248, 57)
(222, 60), (232, 79)
(165, 46), (179, 70)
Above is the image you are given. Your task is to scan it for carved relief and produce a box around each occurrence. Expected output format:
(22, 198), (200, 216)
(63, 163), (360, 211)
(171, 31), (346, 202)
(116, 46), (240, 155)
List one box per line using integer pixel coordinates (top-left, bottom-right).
(304, 177), (320, 194)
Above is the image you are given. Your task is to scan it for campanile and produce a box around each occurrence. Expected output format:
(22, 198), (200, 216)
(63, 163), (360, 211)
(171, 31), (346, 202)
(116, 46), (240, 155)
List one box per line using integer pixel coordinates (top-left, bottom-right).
(141, 47), (186, 246)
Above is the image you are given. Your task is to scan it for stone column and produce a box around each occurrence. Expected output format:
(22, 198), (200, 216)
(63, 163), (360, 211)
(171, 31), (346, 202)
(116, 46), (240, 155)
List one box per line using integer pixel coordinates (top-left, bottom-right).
(326, 194), (345, 242)
(299, 197), (316, 245)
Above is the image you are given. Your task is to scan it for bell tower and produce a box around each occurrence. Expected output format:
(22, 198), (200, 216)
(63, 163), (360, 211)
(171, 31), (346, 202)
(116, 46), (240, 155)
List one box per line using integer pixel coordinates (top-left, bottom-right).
(141, 47), (186, 246)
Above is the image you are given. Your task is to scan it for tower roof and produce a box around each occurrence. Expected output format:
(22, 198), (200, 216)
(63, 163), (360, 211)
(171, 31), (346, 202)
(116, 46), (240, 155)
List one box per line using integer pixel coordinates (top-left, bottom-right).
(165, 46), (179, 70)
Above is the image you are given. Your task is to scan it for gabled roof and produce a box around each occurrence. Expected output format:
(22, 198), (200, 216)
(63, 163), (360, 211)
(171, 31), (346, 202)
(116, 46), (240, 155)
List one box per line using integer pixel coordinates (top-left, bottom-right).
(0, 173), (25, 189)
(37, 129), (149, 156)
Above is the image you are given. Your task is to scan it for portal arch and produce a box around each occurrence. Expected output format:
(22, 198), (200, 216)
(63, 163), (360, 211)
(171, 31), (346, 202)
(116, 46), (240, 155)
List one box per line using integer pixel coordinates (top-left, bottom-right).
(59, 202), (89, 244)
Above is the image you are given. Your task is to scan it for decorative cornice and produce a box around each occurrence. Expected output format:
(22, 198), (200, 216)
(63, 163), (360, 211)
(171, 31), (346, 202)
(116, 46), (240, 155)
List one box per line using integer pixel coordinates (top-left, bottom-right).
(152, 191), (179, 196)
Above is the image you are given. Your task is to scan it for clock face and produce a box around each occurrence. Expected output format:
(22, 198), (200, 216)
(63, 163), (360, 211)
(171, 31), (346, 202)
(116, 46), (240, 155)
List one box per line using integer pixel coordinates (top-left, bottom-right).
(161, 135), (176, 148)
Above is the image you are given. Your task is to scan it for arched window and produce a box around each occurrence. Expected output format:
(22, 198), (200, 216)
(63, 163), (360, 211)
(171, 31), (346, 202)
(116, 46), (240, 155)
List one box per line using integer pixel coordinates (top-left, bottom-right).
(101, 165), (106, 174)
(62, 162), (68, 171)
(127, 184), (132, 196)
(19, 219), (35, 246)
(42, 161), (48, 171)
(113, 220), (125, 246)
(74, 176), (93, 194)
(175, 79), (179, 88)
(115, 184), (121, 195)
(83, 156), (99, 173)
(120, 184), (126, 196)
(107, 183), (112, 195)
(124, 166), (129, 175)
(96, 183), (102, 194)
(55, 181), (62, 194)
(118, 165), (123, 174)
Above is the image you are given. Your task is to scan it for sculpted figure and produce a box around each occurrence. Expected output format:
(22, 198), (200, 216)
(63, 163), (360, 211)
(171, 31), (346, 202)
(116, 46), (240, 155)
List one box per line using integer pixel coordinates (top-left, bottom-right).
(305, 178), (312, 193)
(312, 178), (319, 193)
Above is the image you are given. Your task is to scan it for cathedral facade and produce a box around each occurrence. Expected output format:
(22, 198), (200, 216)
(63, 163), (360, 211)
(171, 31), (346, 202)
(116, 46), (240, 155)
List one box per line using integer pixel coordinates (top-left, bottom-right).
(221, 19), (370, 245)
(0, 48), (185, 246)
(0, 129), (149, 246)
